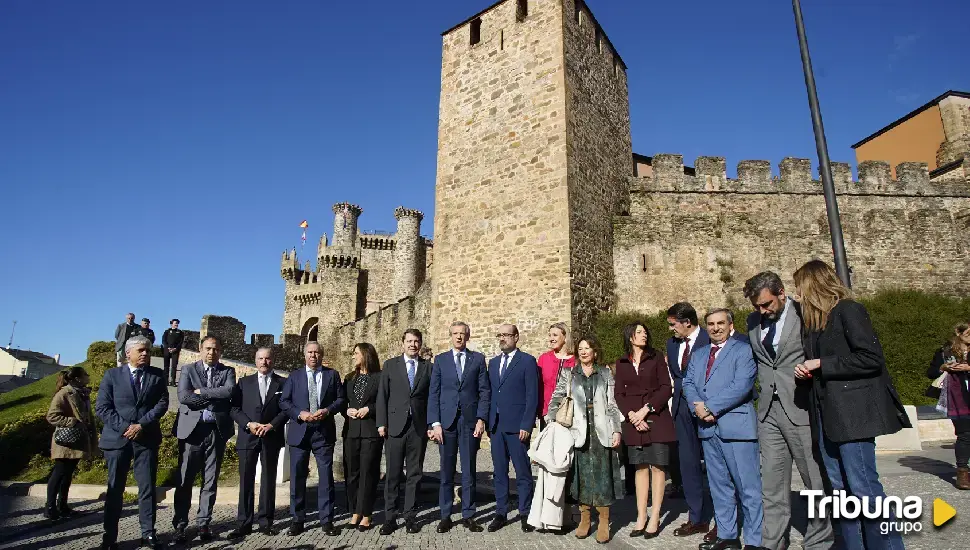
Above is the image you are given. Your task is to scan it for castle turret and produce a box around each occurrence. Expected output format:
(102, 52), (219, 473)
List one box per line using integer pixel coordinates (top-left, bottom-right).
(332, 202), (363, 249)
(280, 248), (300, 281)
(392, 207), (424, 301)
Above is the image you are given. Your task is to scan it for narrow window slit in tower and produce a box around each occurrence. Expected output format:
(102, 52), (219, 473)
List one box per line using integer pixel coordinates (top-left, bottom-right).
(575, 0), (583, 24)
(500, 29), (504, 50)
(470, 18), (482, 45)
(642, 254), (647, 272)
(516, 0), (528, 22)
(596, 29), (603, 53)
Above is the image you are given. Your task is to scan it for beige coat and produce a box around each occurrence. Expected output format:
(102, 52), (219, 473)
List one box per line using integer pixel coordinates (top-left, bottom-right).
(46, 385), (98, 460)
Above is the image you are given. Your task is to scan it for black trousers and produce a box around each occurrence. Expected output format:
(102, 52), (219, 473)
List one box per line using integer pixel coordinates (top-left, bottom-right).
(46, 458), (80, 508)
(236, 440), (282, 528)
(669, 441), (683, 486)
(163, 351), (180, 385)
(344, 436), (383, 517)
(104, 442), (158, 543)
(384, 421), (428, 521)
(953, 418), (970, 467)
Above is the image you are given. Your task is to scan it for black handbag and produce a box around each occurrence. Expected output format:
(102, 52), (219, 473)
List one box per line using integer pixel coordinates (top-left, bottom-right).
(53, 424), (86, 448)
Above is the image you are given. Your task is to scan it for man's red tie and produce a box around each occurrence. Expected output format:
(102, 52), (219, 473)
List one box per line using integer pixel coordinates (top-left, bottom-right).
(681, 339), (692, 372)
(705, 344), (721, 381)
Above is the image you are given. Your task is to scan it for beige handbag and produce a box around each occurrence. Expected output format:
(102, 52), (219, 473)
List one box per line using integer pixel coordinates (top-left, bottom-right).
(554, 360), (574, 428)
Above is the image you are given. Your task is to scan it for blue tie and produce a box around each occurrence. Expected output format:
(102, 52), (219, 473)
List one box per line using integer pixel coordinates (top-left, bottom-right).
(456, 352), (464, 381)
(407, 359), (416, 390)
(132, 369), (142, 398)
(500, 354), (509, 380)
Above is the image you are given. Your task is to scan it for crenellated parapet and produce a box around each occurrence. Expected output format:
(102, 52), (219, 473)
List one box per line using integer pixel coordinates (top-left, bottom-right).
(359, 236), (396, 250)
(635, 154), (970, 197)
(393, 206), (424, 221)
(319, 254), (360, 269)
(280, 248), (303, 282)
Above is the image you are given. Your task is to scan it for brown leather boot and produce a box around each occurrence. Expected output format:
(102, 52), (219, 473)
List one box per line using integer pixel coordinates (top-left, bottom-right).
(575, 505), (592, 539)
(595, 506), (611, 544)
(957, 466), (970, 490)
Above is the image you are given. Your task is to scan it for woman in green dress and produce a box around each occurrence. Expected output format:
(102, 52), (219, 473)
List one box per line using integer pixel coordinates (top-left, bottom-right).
(546, 335), (624, 544)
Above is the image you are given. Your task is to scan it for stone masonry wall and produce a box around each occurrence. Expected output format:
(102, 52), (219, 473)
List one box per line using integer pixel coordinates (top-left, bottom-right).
(328, 280), (432, 377)
(432, 0), (573, 357)
(359, 236), (397, 314)
(614, 155), (970, 314)
(562, 0), (632, 337)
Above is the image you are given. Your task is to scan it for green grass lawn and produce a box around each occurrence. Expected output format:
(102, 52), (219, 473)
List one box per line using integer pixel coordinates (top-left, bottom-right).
(0, 373), (60, 427)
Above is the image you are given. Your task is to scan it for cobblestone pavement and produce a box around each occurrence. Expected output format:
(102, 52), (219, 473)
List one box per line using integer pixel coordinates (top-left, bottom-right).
(2, 444), (967, 549)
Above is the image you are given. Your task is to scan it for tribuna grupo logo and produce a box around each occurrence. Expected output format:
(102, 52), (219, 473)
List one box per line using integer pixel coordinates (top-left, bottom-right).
(801, 490), (924, 535)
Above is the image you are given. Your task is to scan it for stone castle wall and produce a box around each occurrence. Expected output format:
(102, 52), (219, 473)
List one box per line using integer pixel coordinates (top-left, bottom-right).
(327, 281), (433, 376)
(614, 155), (970, 314)
(562, 0), (632, 337)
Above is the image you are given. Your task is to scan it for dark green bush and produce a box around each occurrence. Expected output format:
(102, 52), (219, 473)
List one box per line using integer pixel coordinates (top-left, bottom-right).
(87, 341), (116, 360)
(0, 411), (53, 480)
(591, 290), (970, 406)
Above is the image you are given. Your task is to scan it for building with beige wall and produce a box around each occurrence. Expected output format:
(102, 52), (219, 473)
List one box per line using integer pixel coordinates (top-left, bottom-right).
(853, 90), (970, 178)
(0, 348), (62, 380)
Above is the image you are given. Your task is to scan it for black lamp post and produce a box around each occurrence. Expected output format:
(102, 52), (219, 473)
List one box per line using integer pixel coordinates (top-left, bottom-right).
(792, 0), (851, 287)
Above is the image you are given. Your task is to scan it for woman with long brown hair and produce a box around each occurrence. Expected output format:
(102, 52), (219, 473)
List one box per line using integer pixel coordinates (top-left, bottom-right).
(926, 321), (970, 489)
(792, 260), (908, 550)
(341, 342), (383, 530)
(45, 366), (98, 520)
(614, 322), (675, 538)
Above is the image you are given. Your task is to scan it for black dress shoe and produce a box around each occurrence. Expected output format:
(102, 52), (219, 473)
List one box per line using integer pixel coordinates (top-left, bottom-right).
(630, 527), (646, 537)
(173, 526), (187, 545)
(288, 522), (304, 536)
(462, 517), (484, 532)
(405, 519), (420, 534)
(704, 525), (719, 543)
(487, 516), (506, 532)
(699, 538), (742, 550)
(198, 526), (213, 541)
(258, 524), (278, 536)
(436, 517), (453, 533)
(140, 534), (168, 549)
(323, 522), (340, 536)
(100, 543), (119, 550)
(58, 504), (78, 517)
(380, 521), (396, 535)
(644, 529), (660, 539)
(742, 546), (765, 550)
(520, 517), (536, 533)
(226, 526), (251, 540)
(673, 521), (710, 537)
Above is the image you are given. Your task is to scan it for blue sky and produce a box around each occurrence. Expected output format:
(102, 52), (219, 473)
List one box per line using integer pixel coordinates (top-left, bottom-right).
(1, 0), (967, 365)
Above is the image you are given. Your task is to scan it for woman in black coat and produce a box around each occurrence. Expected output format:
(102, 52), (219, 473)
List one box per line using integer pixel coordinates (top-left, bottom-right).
(342, 343), (382, 530)
(792, 260), (909, 550)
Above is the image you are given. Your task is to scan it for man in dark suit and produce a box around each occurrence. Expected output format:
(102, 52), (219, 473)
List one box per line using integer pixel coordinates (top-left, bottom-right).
(744, 272), (833, 550)
(95, 335), (169, 550)
(172, 335), (236, 543)
(684, 308), (763, 550)
(428, 321), (490, 533)
(162, 319), (184, 386)
(376, 328), (432, 535)
(227, 347), (287, 540)
(114, 312), (138, 366)
(486, 324), (538, 534)
(665, 302), (716, 542)
(280, 341), (345, 537)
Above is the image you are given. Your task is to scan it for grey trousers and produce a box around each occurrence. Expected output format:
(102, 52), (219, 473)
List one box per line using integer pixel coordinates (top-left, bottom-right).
(173, 423), (226, 528)
(759, 400), (834, 550)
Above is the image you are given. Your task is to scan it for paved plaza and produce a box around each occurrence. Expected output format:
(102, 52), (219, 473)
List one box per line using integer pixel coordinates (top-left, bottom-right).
(1, 442), (968, 550)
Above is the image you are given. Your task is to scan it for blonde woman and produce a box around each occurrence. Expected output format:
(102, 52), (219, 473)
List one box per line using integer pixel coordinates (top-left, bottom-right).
(45, 367), (98, 520)
(792, 260), (909, 550)
(546, 335), (623, 544)
(926, 321), (970, 489)
(537, 322), (575, 429)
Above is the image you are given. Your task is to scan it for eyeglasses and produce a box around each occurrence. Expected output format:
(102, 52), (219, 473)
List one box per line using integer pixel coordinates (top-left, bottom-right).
(496, 333), (516, 338)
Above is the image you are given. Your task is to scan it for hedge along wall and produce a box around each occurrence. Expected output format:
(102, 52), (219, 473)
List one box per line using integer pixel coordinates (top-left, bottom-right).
(592, 290), (970, 407)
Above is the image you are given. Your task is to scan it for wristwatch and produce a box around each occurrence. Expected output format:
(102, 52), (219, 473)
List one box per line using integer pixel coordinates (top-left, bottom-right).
(703, 405), (713, 418)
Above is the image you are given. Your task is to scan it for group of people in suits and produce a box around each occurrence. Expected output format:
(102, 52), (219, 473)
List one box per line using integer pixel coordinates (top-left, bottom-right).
(59, 259), (909, 550)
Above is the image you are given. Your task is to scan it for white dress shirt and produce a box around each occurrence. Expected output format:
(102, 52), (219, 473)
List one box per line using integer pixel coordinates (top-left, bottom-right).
(763, 298), (790, 350)
(679, 326), (702, 367)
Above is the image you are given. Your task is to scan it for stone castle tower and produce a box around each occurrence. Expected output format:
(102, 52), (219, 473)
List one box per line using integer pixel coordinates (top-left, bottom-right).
(431, 0), (633, 355)
(280, 202), (429, 349)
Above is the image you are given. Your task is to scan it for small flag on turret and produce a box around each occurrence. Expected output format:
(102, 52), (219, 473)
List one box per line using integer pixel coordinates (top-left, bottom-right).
(299, 220), (308, 248)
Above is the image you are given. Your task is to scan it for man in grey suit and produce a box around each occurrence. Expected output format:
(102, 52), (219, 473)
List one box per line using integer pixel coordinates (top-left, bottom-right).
(172, 335), (237, 543)
(114, 312), (138, 366)
(743, 272), (833, 550)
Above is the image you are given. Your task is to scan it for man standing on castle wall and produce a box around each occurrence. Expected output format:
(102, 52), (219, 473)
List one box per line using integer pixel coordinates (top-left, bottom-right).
(162, 319), (184, 386)
(279, 341), (344, 538)
(114, 312), (138, 366)
(428, 321), (490, 533)
(377, 329), (432, 536)
(666, 303), (718, 542)
(743, 272), (833, 550)
(172, 335), (237, 544)
(486, 324), (538, 534)
(137, 318), (156, 348)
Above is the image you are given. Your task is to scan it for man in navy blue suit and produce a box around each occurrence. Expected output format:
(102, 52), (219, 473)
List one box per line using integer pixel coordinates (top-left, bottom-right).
(684, 309), (763, 550)
(486, 324), (538, 534)
(96, 335), (169, 550)
(279, 341), (346, 538)
(666, 302), (717, 542)
(428, 321), (490, 533)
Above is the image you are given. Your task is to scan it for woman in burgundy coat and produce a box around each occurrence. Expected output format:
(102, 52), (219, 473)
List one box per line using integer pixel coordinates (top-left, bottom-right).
(614, 322), (676, 539)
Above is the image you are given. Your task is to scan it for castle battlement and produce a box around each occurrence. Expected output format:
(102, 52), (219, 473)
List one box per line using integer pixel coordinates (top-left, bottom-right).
(636, 153), (970, 197)
(359, 236), (396, 250)
(319, 253), (360, 269)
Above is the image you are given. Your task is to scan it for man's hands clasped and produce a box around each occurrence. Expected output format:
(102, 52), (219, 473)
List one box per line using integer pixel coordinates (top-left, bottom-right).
(298, 409), (329, 423)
